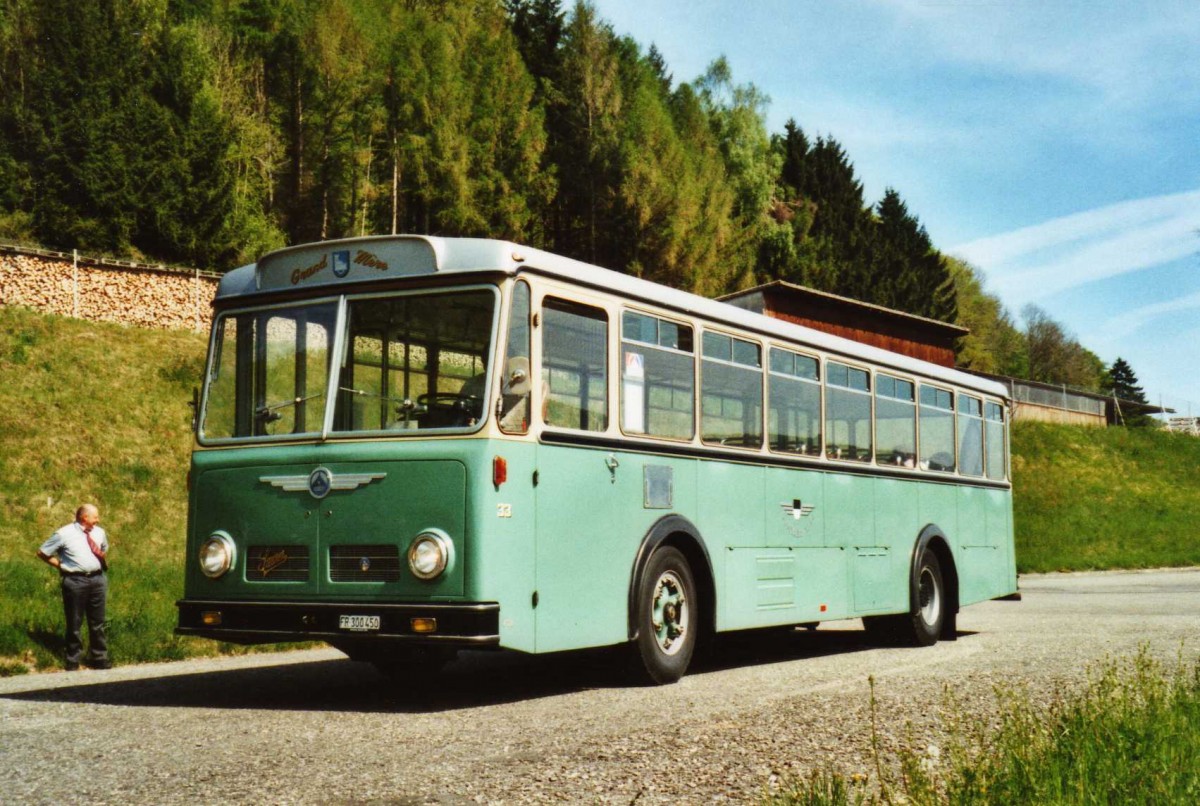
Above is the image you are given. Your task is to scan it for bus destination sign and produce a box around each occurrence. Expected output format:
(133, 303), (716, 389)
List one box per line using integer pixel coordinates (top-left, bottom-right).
(256, 237), (440, 291)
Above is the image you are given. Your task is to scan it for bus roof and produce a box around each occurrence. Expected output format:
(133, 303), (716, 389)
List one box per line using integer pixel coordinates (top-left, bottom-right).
(216, 235), (1008, 400)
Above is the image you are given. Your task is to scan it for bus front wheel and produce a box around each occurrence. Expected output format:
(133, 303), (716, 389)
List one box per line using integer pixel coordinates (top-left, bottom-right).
(863, 549), (945, 647)
(630, 546), (697, 685)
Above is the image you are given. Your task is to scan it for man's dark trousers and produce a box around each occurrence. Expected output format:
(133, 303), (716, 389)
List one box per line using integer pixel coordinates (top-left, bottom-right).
(61, 574), (108, 666)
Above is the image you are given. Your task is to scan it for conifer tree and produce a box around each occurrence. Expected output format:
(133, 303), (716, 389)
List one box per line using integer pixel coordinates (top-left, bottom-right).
(1105, 357), (1146, 402)
(1104, 357), (1151, 426)
(506, 0), (565, 101)
(867, 188), (956, 322)
(553, 1), (623, 264)
(610, 43), (732, 294)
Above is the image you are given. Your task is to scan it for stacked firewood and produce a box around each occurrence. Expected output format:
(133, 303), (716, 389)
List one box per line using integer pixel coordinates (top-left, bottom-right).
(0, 249), (218, 332)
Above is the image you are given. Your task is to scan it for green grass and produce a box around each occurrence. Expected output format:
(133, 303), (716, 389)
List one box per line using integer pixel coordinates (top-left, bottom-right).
(0, 305), (278, 673)
(1012, 421), (1200, 572)
(767, 648), (1200, 805)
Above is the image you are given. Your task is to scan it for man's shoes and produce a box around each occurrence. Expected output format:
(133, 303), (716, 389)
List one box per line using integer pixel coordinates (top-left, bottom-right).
(87, 659), (112, 670)
(65, 662), (80, 672)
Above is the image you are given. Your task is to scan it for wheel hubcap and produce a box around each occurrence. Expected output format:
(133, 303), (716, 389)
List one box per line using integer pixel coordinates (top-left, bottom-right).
(918, 566), (941, 626)
(651, 571), (688, 655)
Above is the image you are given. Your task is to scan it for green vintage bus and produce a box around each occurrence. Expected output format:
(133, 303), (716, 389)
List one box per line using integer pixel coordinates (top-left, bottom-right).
(176, 235), (1016, 683)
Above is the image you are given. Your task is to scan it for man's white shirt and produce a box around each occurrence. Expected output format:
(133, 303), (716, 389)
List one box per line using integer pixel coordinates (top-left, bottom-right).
(40, 522), (108, 574)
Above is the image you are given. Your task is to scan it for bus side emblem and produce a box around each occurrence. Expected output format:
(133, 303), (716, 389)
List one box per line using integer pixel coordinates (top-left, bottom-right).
(360, 557), (371, 572)
(780, 499), (815, 520)
(260, 470), (387, 499)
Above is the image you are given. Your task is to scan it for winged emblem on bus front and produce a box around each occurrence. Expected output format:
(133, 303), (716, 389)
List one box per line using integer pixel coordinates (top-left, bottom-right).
(259, 468), (386, 499)
(780, 499), (815, 520)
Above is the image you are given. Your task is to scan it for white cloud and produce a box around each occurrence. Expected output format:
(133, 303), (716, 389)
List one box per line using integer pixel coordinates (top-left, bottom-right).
(783, 90), (973, 151)
(879, 0), (1200, 108)
(950, 190), (1200, 305)
(1099, 289), (1200, 343)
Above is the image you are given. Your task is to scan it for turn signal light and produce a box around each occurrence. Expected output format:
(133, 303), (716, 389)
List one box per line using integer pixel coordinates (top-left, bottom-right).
(201, 611), (223, 626)
(493, 455), (507, 487)
(411, 617), (438, 634)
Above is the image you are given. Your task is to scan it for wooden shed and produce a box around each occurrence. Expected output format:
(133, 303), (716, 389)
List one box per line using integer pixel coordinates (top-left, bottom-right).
(720, 281), (966, 368)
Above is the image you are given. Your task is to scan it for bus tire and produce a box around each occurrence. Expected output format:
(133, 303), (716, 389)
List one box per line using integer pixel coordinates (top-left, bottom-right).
(863, 548), (945, 647)
(630, 546), (697, 685)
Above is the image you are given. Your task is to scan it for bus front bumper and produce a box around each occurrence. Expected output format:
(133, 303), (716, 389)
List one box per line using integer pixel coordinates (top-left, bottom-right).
(175, 599), (500, 646)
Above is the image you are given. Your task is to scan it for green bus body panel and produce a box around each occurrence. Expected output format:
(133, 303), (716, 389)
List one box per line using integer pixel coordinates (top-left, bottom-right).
(187, 439), (540, 652)
(187, 437), (1016, 656)
(531, 444), (700, 653)
(527, 442), (1014, 650)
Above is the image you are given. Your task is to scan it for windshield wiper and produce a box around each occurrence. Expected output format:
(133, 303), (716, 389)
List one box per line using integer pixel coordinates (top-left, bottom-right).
(254, 392), (324, 423)
(340, 387), (426, 416)
(339, 387), (408, 403)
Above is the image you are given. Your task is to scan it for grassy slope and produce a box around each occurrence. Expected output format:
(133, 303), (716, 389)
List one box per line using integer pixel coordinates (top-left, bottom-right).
(0, 305), (209, 672)
(1012, 421), (1200, 572)
(1, 306), (1198, 671)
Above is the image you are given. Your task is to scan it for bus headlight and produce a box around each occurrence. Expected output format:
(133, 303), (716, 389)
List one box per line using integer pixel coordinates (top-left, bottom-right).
(199, 532), (236, 579)
(408, 531), (452, 580)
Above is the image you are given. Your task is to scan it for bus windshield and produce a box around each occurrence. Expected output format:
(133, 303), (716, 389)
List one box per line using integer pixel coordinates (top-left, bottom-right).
(201, 288), (497, 441)
(334, 289), (496, 433)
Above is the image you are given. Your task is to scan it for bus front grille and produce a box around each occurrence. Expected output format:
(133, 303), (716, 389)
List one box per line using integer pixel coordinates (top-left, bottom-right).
(330, 545), (401, 582)
(245, 546), (310, 582)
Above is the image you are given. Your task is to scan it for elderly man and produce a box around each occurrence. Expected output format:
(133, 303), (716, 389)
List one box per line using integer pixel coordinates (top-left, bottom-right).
(37, 504), (111, 671)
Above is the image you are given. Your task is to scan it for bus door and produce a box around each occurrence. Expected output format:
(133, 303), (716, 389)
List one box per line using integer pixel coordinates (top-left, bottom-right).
(531, 294), (630, 653)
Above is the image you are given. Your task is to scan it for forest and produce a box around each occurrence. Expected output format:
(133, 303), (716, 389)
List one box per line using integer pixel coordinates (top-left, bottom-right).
(0, 0), (1123, 392)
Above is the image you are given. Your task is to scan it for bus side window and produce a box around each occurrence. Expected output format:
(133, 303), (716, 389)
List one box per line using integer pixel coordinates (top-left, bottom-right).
(985, 401), (1007, 480)
(541, 298), (608, 432)
(701, 332), (763, 448)
(621, 311), (695, 439)
(958, 394), (984, 477)
(499, 281), (532, 434)
(919, 385), (956, 472)
(875, 374), (916, 467)
(768, 347), (821, 455)
(825, 361), (872, 462)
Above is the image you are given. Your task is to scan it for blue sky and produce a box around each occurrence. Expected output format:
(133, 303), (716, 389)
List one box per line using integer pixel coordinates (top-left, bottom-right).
(590, 0), (1200, 414)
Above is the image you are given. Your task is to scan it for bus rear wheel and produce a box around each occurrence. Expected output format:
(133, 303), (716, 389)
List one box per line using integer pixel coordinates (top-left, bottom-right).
(863, 549), (945, 647)
(630, 546), (697, 685)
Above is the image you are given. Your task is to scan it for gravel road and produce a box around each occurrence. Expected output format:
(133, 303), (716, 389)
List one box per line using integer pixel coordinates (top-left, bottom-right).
(2, 568), (1198, 805)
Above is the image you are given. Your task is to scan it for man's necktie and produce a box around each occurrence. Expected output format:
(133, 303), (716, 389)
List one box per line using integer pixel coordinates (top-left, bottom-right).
(83, 526), (107, 571)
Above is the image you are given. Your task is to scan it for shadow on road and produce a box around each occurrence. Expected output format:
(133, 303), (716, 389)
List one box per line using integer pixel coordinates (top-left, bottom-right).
(0, 627), (976, 715)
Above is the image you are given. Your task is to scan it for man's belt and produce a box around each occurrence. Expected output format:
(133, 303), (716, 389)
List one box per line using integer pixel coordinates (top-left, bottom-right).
(61, 570), (104, 578)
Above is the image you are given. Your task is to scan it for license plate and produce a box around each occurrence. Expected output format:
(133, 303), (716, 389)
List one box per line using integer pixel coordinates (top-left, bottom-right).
(338, 614), (380, 632)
